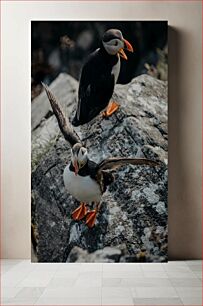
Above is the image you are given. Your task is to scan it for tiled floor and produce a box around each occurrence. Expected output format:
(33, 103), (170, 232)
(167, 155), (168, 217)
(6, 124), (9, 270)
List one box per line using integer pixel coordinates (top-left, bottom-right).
(1, 260), (202, 305)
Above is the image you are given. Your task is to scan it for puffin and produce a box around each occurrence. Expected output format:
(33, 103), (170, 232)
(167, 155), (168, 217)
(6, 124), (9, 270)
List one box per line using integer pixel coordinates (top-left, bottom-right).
(72, 29), (134, 126)
(42, 83), (158, 228)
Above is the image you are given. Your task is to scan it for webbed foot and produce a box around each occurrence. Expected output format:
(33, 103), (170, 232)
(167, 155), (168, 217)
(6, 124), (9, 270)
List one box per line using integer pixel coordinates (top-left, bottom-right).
(102, 101), (119, 117)
(85, 203), (100, 228)
(71, 202), (87, 221)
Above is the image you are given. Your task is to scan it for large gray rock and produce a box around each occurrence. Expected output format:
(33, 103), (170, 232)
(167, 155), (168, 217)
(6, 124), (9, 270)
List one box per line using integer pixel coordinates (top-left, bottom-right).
(31, 73), (168, 262)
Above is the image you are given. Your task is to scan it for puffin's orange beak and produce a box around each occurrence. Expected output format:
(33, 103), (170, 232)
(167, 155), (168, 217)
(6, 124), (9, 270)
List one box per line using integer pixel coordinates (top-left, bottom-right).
(118, 38), (134, 60)
(118, 48), (128, 60)
(123, 38), (134, 53)
(74, 160), (79, 176)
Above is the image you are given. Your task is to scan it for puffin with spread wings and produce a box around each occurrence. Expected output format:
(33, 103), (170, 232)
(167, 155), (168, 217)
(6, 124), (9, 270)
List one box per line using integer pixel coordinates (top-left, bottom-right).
(72, 29), (134, 126)
(42, 83), (158, 228)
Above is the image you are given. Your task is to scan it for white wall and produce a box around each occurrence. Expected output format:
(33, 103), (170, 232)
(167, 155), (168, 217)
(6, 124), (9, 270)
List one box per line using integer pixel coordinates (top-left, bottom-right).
(1, 1), (202, 259)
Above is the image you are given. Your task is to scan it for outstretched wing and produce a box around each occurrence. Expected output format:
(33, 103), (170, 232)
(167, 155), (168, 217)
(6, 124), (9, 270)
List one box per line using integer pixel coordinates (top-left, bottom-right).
(42, 83), (81, 147)
(97, 157), (159, 173)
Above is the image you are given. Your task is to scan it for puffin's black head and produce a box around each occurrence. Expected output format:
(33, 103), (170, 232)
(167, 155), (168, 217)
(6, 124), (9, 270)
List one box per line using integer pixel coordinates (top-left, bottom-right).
(102, 29), (134, 60)
(71, 143), (88, 175)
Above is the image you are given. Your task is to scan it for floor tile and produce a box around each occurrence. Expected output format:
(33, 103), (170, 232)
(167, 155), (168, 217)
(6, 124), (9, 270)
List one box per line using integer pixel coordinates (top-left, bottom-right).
(35, 297), (102, 305)
(102, 286), (132, 298)
(2, 287), (23, 299)
(74, 271), (102, 287)
(102, 277), (173, 288)
(102, 297), (134, 305)
(123, 277), (172, 287)
(2, 262), (36, 287)
(103, 263), (143, 273)
(186, 260), (202, 266)
(180, 296), (202, 305)
(2, 296), (39, 305)
(1, 299), (10, 305)
(193, 271), (202, 279)
(0, 259), (24, 265)
(2, 265), (17, 274)
(80, 263), (103, 272)
(75, 276), (102, 287)
(133, 297), (183, 305)
(54, 270), (80, 278)
(168, 261), (188, 265)
(103, 270), (143, 278)
(1, 259), (202, 306)
(57, 263), (81, 272)
(31, 263), (61, 272)
(142, 271), (168, 278)
(102, 278), (123, 287)
(79, 271), (102, 278)
(166, 271), (197, 279)
(41, 287), (101, 298)
(15, 287), (45, 298)
(189, 264), (202, 272)
(141, 263), (165, 272)
(175, 287), (202, 298)
(17, 271), (56, 287)
(47, 277), (77, 288)
(170, 277), (202, 287)
(164, 265), (192, 272)
(133, 287), (178, 298)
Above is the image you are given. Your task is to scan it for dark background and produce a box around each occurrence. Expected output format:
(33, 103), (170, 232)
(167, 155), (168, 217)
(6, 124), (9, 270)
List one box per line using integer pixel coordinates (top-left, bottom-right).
(31, 21), (167, 100)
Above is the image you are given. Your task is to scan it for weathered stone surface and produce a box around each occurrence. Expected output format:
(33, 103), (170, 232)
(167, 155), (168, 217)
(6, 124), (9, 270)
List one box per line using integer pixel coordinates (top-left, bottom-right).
(31, 73), (78, 171)
(31, 73), (168, 262)
(67, 246), (122, 263)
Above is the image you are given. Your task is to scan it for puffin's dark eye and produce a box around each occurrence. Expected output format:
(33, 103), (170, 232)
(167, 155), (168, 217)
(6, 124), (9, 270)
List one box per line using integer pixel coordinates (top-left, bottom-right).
(115, 41), (118, 46)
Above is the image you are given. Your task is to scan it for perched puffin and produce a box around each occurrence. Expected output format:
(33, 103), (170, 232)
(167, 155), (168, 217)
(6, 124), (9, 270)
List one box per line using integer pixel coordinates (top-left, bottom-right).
(72, 29), (134, 126)
(42, 84), (158, 228)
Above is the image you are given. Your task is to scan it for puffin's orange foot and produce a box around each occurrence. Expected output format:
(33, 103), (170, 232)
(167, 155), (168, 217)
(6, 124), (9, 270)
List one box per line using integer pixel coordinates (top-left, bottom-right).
(71, 202), (87, 221)
(102, 101), (119, 117)
(85, 210), (98, 228)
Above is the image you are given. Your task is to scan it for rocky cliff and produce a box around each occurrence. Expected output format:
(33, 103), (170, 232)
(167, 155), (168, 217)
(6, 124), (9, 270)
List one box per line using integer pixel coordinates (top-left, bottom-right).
(31, 73), (168, 262)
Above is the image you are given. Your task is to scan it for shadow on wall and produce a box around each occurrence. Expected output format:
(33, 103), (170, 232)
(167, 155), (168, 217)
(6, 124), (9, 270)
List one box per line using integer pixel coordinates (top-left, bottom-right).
(168, 26), (202, 260)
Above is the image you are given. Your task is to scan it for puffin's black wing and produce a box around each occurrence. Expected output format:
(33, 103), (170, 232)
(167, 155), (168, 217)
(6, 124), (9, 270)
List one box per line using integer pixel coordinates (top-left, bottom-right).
(72, 50), (115, 126)
(94, 157), (159, 194)
(42, 83), (81, 147)
(73, 62), (92, 125)
(97, 157), (159, 173)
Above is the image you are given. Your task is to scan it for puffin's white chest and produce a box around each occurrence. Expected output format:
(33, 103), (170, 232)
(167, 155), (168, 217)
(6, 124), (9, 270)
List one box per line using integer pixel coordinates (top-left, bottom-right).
(63, 165), (102, 203)
(111, 56), (121, 84)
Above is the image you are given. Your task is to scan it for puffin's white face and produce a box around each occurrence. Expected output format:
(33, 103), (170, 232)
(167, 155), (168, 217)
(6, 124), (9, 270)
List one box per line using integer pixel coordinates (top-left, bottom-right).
(71, 143), (88, 175)
(103, 38), (124, 56)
